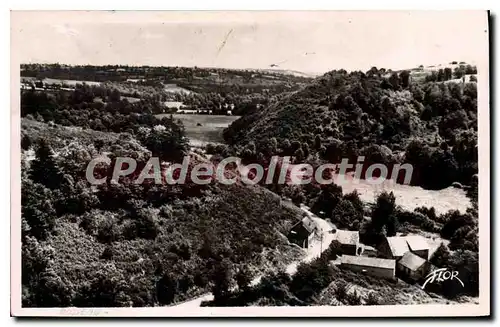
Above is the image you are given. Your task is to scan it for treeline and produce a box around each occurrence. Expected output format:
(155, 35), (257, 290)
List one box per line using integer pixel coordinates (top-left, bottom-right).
(21, 63), (311, 86)
(425, 64), (477, 82)
(223, 67), (478, 190)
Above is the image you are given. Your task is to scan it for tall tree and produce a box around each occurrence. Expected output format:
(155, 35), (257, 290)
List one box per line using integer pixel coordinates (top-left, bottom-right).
(30, 139), (63, 190)
(371, 191), (397, 234)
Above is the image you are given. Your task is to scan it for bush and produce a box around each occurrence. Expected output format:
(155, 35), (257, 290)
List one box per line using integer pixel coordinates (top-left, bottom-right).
(365, 292), (380, 305)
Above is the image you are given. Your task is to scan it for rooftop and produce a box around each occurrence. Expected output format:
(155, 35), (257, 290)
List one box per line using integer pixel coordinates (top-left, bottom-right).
(399, 251), (427, 271)
(340, 255), (396, 270)
(291, 216), (316, 234)
(301, 216), (317, 233)
(386, 236), (410, 258)
(164, 101), (184, 108)
(405, 235), (431, 252)
(333, 230), (359, 246)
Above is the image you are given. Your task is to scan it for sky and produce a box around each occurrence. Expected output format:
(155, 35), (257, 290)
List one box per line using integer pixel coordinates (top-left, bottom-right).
(12, 11), (489, 75)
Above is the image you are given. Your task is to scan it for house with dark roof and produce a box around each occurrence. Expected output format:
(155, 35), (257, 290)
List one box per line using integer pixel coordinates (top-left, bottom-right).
(288, 216), (317, 248)
(332, 230), (360, 255)
(339, 255), (396, 280)
(397, 251), (430, 281)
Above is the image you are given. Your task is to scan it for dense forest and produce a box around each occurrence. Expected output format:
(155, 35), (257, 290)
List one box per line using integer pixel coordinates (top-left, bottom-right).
(20, 82), (303, 307)
(223, 66), (478, 191)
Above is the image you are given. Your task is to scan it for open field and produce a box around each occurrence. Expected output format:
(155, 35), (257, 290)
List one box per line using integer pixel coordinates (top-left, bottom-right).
(21, 77), (102, 86)
(155, 114), (240, 146)
(335, 173), (471, 215)
(163, 83), (194, 95)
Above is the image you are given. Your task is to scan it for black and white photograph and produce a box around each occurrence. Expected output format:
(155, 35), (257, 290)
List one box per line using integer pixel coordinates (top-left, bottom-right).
(10, 10), (490, 317)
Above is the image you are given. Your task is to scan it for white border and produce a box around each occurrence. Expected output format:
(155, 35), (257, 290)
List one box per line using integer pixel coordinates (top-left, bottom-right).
(7, 6), (492, 319)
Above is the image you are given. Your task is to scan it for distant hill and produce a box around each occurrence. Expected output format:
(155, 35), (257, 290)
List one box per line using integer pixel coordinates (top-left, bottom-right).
(252, 68), (320, 78)
(223, 66), (478, 190)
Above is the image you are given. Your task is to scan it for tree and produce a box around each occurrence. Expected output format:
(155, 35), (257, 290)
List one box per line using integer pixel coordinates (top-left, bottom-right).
(235, 266), (253, 291)
(437, 69), (445, 81)
(140, 124), (189, 163)
(312, 183), (343, 218)
(332, 199), (362, 230)
(314, 134), (322, 149)
(365, 292), (380, 305)
(212, 260), (233, 302)
(444, 67), (453, 81)
(334, 280), (348, 302)
(346, 290), (362, 305)
(294, 148), (304, 162)
(290, 258), (333, 301)
(399, 70), (410, 88)
(21, 134), (33, 150)
(430, 243), (451, 267)
(156, 273), (177, 305)
(343, 190), (364, 214)
(325, 240), (343, 260)
(371, 191), (397, 234)
(30, 139), (64, 190)
(389, 72), (400, 90)
(21, 179), (57, 240)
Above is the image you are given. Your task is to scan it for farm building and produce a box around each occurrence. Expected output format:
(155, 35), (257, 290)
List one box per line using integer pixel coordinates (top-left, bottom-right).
(177, 109), (199, 114)
(378, 235), (430, 260)
(288, 216), (317, 248)
(339, 255), (396, 280)
(332, 230), (360, 255)
(397, 251), (430, 281)
(378, 236), (410, 260)
(405, 235), (431, 260)
(164, 101), (185, 110)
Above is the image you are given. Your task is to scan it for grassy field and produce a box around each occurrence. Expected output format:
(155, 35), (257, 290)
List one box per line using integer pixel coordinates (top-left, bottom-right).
(21, 77), (102, 87)
(163, 83), (194, 95)
(156, 114), (240, 147)
(335, 173), (470, 215)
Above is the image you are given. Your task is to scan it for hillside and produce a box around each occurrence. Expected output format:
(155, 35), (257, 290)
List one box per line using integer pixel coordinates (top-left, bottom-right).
(21, 118), (304, 307)
(223, 66), (478, 190)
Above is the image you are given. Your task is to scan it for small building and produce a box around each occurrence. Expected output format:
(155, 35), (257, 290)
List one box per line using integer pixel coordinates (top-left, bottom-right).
(177, 109), (198, 114)
(332, 230), (360, 255)
(164, 101), (185, 111)
(378, 235), (430, 261)
(405, 235), (430, 260)
(288, 216), (316, 248)
(397, 251), (430, 281)
(378, 236), (410, 260)
(339, 255), (396, 280)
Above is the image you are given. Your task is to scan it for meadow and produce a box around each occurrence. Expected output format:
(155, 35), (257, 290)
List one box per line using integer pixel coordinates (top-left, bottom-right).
(156, 114), (241, 146)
